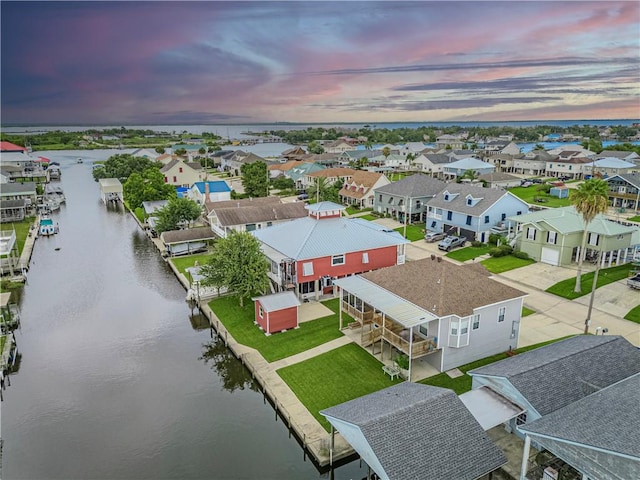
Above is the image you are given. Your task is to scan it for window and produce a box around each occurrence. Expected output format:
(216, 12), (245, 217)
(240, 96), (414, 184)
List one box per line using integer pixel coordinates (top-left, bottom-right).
(498, 306), (506, 322)
(466, 215), (472, 225)
(517, 211), (522, 215)
(172, 176), (177, 182)
(431, 221), (436, 228)
(460, 319), (469, 335)
(484, 215), (490, 224)
(511, 320), (518, 339)
(547, 231), (557, 244)
(266, 222), (273, 227)
(331, 254), (345, 266)
(444, 194), (449, 201)
(450, 320), (458, 335)
(447, 211), (452, 221)
(246, 223), (256, 232)
(379, 195), (382, 202)
(501, 213), (506, 221)
(568, 165), (572, 171)
(467, 198), (472, 205)
(588, 233), (599, 246)
(302, 262), (314, 276)
(362, 252), (369, 264)
(419, 325), (428, 336)
(258, 305), (264, 318)
(164, 176), (168, 183)
(527, 227), (536, 240)
(298, 280), (315, 294)
(179, 167), (183, 173)
(472, 314), (480, 330)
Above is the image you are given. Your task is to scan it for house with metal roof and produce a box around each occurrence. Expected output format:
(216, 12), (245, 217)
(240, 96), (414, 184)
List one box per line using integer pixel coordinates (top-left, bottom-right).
(334, 256), (526, 380)
(321, 383), (508, 480)
(506, 206), (639, 266)
(426, 183), (529, 243)
(373, 174), (445, 223)
(339, 170), (390, 208)
(467, 335), (640, 480)
(160, 227), (217, 256)
(251, 291), (301, 335)
(596, 149), (640, 163)
(252, 202), (408, 300)
(604, 173), (640, 211)
(442, 157), (495, 180)
(585, 157), (638, 176)
(205, 196), (307, 238)
(187, 180), (231, 204)
(285, 162), (325, 190)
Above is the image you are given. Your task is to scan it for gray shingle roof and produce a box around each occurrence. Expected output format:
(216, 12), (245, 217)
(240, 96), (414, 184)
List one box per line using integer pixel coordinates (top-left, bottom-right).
(160, 227), (218, 244)
(607, 173), (640, 189)
(469, 336), (640, 416)
(520, 373), (640, 458)
(374, 173), (445, 197)
(321, 383), (507, 480)
(423, 153), (452, 164)
(215, 202), (307, 226)
(426, 183), (523, 216)
(0, 182), (37, 195)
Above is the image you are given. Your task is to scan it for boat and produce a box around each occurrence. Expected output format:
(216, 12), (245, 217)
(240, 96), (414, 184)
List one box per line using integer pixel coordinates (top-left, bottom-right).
(77, 158), (83, 164)
(45, 184), (66, 203)
(39, 215), (58, 236)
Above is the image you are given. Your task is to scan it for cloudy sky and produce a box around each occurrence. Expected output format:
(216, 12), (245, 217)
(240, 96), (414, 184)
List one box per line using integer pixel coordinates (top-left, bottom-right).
(1, 1), (639, 125)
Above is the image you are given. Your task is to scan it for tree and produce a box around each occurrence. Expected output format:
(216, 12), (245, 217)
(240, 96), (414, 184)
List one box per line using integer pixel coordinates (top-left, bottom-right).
(307, 140), (324, 154)
(174, 147), (187, 156)
(311, 177), (340, 203)
(580, 138), (603, 154)
(570, 178), (610, 294)
(198, 147), (206, 156)
(241, 161), (269, 197)
(123, 167), (176, 209)
(92, 153), (160, 183)
(200, 232), (269, 306)
(154, 197), (202, 233)
(382, 146), (391, 159)
(155, 146), (166, 154)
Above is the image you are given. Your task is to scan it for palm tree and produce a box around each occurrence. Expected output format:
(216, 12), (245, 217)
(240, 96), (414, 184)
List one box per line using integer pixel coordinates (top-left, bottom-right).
(570, 178), (610, 293)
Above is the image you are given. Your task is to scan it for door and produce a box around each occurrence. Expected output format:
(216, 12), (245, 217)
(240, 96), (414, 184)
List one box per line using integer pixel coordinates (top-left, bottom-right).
(541, 247), (560, 266)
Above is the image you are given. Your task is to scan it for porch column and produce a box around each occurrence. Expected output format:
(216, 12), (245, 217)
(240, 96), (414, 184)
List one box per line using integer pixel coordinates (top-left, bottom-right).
(381, 314), (386, 361)
(575, 245), (580, 263)
(519, 434), (531, 480)
(408, 326), (413, 382)
(338, 287), (343, 330)
(314, 279), (320, 301)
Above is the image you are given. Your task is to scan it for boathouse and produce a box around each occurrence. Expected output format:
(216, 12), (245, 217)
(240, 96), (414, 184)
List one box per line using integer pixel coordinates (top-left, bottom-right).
(252, 291), (300, 335)
(98, 178), (123, 204)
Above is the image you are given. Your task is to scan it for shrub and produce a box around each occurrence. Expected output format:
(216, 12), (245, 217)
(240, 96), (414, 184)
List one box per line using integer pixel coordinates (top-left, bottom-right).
(513, 250), (529, 259)
(395, 354), (410, 370)
(489, 247), (509, 257)
(536, 183), (552, 193)
(488, 233), (503, 246)
(471, 241), (485, 247)
(498, 244), (513, 253)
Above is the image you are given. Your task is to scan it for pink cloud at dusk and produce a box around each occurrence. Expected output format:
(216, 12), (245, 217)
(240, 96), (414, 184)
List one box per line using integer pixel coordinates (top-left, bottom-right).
(1, 1), (638, 125)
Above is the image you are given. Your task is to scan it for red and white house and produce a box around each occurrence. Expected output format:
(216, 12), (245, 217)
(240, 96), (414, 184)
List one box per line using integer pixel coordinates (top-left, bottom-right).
(252, 202), (409, 300)
(252, 291), (301, 335)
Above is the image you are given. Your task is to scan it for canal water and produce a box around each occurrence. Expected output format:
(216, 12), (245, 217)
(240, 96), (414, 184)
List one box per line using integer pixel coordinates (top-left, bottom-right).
(1, 150), (365, 479)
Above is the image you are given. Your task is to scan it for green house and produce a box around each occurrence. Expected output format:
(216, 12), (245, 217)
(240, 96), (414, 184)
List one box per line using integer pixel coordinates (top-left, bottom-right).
(508, 206), (639, 267)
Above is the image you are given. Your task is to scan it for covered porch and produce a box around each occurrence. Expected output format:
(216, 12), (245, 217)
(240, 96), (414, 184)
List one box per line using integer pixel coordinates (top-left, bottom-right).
(334, 276), (441, 382)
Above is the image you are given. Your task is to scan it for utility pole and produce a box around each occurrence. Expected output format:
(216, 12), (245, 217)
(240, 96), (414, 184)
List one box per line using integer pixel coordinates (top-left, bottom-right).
(584, 249), (602, 334)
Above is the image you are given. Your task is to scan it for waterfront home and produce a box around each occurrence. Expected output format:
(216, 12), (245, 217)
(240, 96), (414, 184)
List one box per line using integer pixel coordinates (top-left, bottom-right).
(512, 150), (556, 176)
(205, 196), (307, 238)
(98, 178), (123, 204)
(467, 335), (640, 479)
(597, 149), (640, 164)
(411, 152), (450, 176)
(442, 157), (495, 180)
(130, 148), (162, 161)
(220, 150), (268, 176)
(477, 172), (522, 189)
(251, 291), (300, 335)
(0, 227), (20, 276)
(160, 159), (205, 187)
(279, 146), (306, 161)
(160, 227), (217, 257)
(339, 171), (390, 208)
(187, 180), (231, 205)
(545, 156), (594, 180)
(373, 174), (445, 223)
(0, 200), (28, 223)
(321, 383), (507, 480)
(435, 134), (465, 150)
(425, 183), (529, 243)
(334, 257), (526, 378)
(324, 139), (356, 154)
(506, 206), (639, 267)
(286, 162), (325, 190)
(604, 173), (640, 211)
(0, 182), (37, 209)
(585, 157), (637, 176)
(0, 141), (27, 153)
(252, 202), (408, 300)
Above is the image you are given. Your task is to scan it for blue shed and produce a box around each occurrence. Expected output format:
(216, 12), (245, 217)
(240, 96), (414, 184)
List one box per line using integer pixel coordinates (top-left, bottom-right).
(550, 186), (569, 198)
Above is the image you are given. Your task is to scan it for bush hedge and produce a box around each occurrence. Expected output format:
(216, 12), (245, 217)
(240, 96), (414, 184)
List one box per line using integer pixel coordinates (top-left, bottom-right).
(513, 250), (529, 259)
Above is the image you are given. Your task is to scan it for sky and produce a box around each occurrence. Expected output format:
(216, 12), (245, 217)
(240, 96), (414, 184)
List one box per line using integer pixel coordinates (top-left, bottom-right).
(1, 1), (639, 125)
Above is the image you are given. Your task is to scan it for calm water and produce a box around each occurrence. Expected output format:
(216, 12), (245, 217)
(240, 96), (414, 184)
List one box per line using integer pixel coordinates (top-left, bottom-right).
(1, 150), (364, 479)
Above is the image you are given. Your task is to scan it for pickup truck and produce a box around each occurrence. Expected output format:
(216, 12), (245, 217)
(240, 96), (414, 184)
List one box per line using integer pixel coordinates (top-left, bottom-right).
(627, 274), (640, 290)
(438, 235), (467, 252)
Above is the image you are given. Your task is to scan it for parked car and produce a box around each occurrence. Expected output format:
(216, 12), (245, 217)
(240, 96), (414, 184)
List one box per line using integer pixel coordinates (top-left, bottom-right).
(297, 193), (309, 200)
(438, 235), (467, 251)
(425, 231), (446, 243)
(627, 274), (640, 290)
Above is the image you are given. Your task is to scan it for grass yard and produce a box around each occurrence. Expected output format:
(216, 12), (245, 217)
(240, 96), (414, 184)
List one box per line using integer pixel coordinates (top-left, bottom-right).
(445, 244), (492, 262)
(522, 306), (536, 317)
(277, 343), (402, 431)
(546, 263), (633, 299)
(0, 335), (6, 353)
(627, 215), (640, 222)
(624, 305), (640, 324)
(208, 297), (347, 362)
(134, 207), (145, 224)
(507, 186), (571, 208)
(481, 255), (536, 273)
(394, 224), (424, 241)
(1, 217), (36, 257)
(419, 336), (575, 395)
(170, 253), (214, 276)
(345, 206), (372, 215)
(359, 214), (378, 221)
(387, 172), (412, 182)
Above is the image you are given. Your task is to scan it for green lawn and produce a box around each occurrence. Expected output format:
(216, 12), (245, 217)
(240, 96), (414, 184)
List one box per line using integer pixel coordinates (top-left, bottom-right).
(508, 186), (572, 208)
(522, 306), (536, 317)
(627, 215), (640, 222)
(387, 172), (412, 182)
(546, 263), (633, 299)
(134, 207), (145, 223)
(208, 297), (347, 362)
(359, 214), (378, 221)
(277, 343), (401, 431)
(481, 255), (536, 273)
(0, 335), (6, 353)
(419, 335), (576, 394)
(170, 253), (214, 276)
(624, 305), (640, 324)
(345, 206), (372, 215)
(1, 217), (35, 257)
(394, 224), (424, 241)
(445, 244), (492, 262)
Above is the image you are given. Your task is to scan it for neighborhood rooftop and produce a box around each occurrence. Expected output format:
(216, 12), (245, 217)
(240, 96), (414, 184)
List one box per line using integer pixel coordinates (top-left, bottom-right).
(374, 173), (445, 197)
(426, 183), (518, 215)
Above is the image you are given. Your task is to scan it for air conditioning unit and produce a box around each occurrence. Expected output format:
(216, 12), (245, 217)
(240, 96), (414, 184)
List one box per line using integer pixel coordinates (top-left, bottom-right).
(542, 466), (559, 480)
(321, 276), (333, 288)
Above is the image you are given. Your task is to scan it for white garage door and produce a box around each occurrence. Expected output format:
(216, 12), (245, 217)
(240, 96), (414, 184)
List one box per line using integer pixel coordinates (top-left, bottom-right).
(541, 247), (560, 266)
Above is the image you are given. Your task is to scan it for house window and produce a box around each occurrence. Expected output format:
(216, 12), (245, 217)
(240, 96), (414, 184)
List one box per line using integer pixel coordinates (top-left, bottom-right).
(472, 314), (480, 330)
(588, 233), (599, 246)
(179, 167), (183, 173)
(498, 306), (506, 322)
(419, 325), (428, 336)
(298, 281), (315, 294)
(444, 194), (449, 201)
(568, 165), (572, 171)
(484, 215), (490, 224)
(258, 305), (264, 318)
(362, 252), (369, 264)
(467, 198), (472, 205)
(547, 231), (557, 244)
(332, 254), (346, 266)
(302, 262), (314, 276)
(501, 213), (506, 221)
(517, 211), (522, 215)
(379, 195), (382, 202)
(431, 221), (436, 228)
(164, 176), (168, 183)
(460, 319), (469, 335)
(527, 227), (536, 240)
(246, 223), (256, 232)
(466, 215), (472, 225)
(450, 320), (458, 335)
(266, 222), (273, 227)
(447, 211), (452, 221)
(511, 320), (518, 339)
(172, 176), (177, 182)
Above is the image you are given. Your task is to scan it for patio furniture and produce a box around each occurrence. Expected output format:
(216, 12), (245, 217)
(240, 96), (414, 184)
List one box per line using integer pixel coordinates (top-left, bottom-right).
(382, 364), (400, 380)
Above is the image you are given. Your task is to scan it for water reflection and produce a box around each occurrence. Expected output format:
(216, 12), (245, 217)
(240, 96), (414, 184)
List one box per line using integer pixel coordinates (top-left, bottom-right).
(200, 338), (259, 393)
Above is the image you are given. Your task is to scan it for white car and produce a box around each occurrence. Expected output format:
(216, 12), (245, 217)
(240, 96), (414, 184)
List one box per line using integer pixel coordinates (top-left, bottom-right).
(424, 231), (446, 243)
